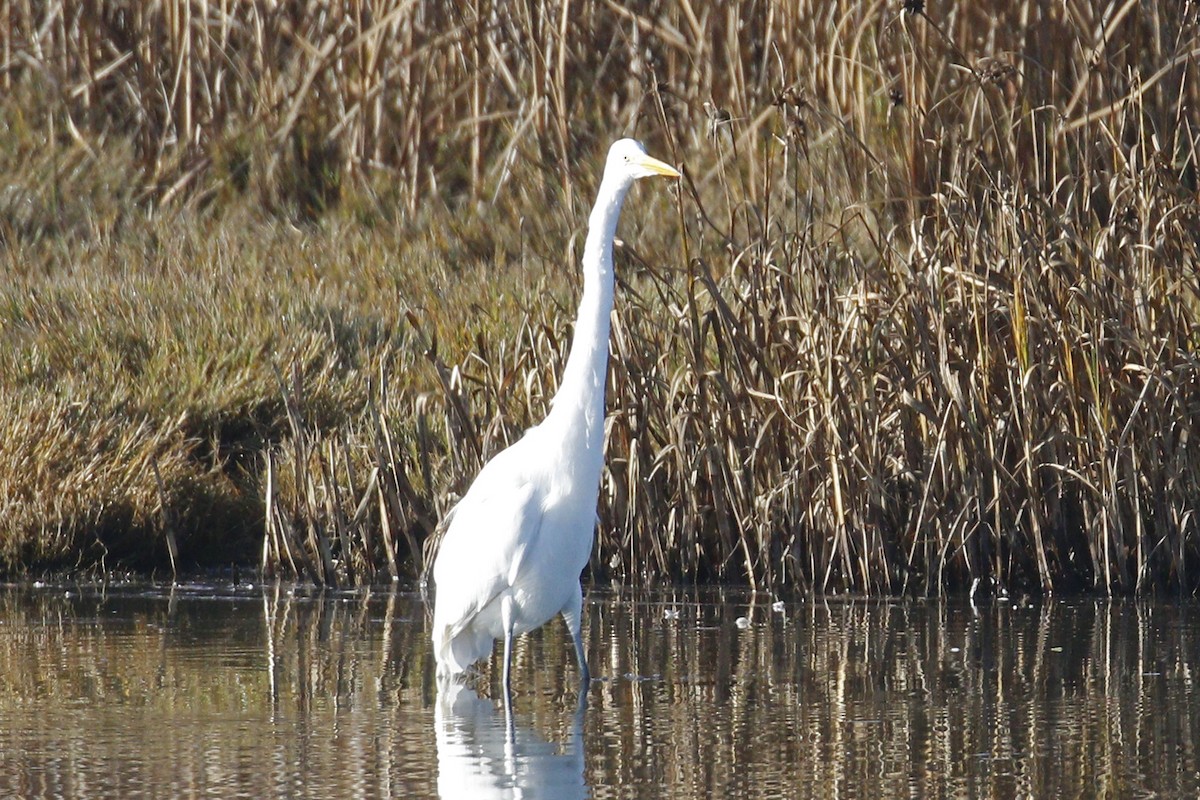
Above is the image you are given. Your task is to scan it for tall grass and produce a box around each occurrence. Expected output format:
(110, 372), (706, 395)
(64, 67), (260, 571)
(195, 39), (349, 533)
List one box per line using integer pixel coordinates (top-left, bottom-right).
(2, 1), (1199, 593)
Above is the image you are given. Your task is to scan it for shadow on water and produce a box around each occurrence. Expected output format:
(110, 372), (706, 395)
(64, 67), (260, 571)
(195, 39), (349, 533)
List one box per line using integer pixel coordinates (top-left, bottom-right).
(0, 582), (1198, 798)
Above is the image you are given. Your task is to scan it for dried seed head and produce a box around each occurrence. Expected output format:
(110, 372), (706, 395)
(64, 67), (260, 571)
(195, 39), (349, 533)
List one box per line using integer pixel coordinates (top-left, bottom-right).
(703, 101), (733, 141)
(704, 101), (732, 124)
(787, 116), (808, 144)
(774, 85), (809, 110)
(977, 57), (1016, 85)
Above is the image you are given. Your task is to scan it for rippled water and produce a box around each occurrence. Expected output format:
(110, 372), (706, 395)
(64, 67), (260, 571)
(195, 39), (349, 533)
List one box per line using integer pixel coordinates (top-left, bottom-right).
(1, 582), (1198, 798)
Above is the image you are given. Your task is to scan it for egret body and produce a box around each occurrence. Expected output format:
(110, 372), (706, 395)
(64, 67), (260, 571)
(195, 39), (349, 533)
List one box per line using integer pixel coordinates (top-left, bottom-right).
(431, 139), (680, 698)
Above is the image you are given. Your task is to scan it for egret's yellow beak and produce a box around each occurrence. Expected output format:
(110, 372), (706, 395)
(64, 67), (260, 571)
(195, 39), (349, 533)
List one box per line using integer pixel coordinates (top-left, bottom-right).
(635, 153), (682, 179)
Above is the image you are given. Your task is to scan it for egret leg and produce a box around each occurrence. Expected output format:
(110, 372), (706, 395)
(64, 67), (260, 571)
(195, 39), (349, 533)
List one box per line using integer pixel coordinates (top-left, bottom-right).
(501, 595), (516, 709)
(561, 587), (590, 688)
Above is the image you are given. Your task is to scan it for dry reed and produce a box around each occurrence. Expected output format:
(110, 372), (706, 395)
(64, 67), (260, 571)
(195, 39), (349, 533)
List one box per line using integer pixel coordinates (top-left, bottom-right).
(2, 1), (1198, 593)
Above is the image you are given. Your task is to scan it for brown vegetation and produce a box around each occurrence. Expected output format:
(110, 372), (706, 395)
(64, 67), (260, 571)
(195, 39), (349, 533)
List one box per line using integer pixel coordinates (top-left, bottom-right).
(2, 1), (1199, 593)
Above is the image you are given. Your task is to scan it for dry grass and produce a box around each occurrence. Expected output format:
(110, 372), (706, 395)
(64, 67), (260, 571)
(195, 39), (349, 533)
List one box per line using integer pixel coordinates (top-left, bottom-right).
(2, 1), (1199, 593)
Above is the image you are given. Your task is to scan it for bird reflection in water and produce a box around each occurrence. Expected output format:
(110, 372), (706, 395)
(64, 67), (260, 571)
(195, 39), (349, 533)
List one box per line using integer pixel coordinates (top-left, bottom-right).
(434, 682), (589, 800)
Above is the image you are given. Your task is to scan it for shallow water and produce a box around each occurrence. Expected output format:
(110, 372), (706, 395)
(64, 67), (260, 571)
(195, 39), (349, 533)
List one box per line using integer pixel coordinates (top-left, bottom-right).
(1, 583), (1198, 799)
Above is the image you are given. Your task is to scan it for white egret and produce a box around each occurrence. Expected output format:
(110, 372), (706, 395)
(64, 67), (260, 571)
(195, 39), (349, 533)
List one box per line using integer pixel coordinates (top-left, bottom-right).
(431, 139), (681, 700)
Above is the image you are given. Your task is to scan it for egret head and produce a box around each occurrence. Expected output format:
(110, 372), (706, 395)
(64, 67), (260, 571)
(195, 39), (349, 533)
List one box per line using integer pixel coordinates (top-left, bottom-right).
(606, 138), (681, 182)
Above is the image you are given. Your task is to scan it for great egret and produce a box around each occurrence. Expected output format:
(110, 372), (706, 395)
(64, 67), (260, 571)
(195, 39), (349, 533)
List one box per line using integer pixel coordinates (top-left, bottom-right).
(431, 138), (680, 700)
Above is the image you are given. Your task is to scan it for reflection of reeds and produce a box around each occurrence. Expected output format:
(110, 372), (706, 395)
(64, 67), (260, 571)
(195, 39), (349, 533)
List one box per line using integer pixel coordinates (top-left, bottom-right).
(579, 592), (1200, 798)
(6, 588), (1193, 797)
(0, 586), (438, 796)
(2, 2), (1199, 592)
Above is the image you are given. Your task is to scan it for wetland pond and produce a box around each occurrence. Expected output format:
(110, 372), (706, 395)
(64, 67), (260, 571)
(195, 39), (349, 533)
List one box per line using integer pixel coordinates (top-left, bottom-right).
(1, 582), (1198, 798)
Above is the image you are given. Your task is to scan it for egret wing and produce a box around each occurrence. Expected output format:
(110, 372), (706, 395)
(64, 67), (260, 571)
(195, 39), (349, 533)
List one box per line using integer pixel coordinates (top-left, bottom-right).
(432, 457), (545, 644)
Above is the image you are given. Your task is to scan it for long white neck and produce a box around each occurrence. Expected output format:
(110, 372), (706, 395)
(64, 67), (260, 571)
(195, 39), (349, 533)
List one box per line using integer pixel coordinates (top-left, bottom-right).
(542, 176), (632, 471)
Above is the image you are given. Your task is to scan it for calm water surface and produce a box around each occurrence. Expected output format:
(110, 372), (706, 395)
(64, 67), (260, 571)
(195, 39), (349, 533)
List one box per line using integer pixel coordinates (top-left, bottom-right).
(1, 583), (1198, 798)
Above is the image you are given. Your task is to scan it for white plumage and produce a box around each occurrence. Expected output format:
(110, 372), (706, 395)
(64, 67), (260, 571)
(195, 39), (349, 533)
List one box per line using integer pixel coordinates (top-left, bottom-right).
(431, 139), (680, 698)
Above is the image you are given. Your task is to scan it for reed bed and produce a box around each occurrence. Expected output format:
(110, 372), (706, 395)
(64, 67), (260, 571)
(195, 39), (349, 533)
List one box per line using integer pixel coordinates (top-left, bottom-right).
(2, 1), (1198, 593)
